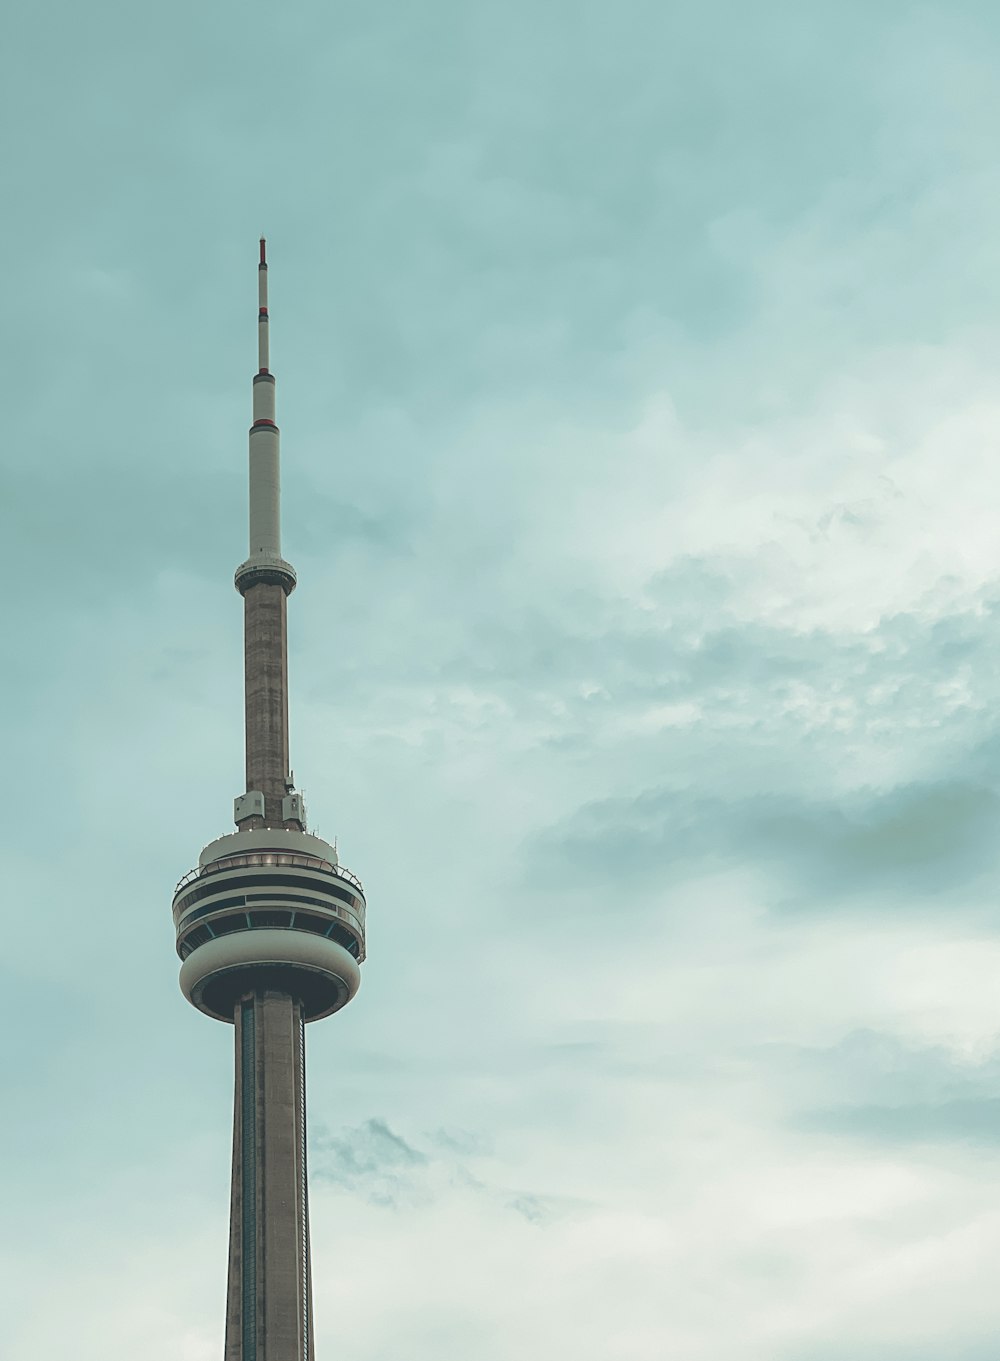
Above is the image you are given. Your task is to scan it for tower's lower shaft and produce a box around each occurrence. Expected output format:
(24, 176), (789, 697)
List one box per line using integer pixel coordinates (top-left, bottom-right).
(226, 990), (314, 1361)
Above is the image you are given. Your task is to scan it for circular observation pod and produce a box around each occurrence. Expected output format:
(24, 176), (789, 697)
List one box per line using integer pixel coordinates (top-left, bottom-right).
(171, 828), (366, 1023)
(179, 929), (360, 1023)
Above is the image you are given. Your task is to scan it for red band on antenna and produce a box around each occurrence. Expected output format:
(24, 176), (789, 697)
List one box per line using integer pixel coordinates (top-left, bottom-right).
(259, 237), (267, 264)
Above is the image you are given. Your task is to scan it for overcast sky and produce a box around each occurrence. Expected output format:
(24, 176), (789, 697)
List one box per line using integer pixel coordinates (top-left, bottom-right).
(5, 2), (1000, 1357)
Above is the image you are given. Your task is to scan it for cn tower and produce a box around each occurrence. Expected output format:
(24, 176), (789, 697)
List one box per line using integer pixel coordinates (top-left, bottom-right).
(171, 240), (366, 1360)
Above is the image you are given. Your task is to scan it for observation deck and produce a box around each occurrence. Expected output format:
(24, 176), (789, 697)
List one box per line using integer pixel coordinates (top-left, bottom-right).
(172, 827), (365, 1022)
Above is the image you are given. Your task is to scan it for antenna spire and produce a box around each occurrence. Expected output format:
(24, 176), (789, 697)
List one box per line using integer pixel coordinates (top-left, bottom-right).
(234, 240), (299, 829)
(257, 237), (270, 375)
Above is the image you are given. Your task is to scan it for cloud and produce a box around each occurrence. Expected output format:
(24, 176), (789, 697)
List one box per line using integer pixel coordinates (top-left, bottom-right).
(529, 778), (1000, 907)
(311, 1117), (576, 1226)
(801, 1097), (1000, 1146)
(770, 1028), (1000, 1148)
(312, 1118), (427, 1206)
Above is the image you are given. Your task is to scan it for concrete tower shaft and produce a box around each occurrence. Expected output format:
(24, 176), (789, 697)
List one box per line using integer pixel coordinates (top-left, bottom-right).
(226, 992), (314, 1361)
(243, 583), (292, 824)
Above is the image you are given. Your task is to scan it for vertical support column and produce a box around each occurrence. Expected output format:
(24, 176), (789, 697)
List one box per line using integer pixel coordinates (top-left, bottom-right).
(243, 583), (290, 824)
(226, 991), (313, 1361)
(297, 1010), (315, 1361)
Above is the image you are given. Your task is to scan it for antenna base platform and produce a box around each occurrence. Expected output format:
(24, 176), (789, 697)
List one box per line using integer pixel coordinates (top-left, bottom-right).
(235, 555), (297, 596)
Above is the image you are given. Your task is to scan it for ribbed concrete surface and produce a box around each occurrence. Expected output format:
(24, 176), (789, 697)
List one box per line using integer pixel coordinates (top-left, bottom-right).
(226, 990), (314, 1361)
(243, 582), (290, 826)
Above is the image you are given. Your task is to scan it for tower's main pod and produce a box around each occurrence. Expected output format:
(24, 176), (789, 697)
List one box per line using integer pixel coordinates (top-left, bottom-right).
(171, 240), (366, 1361)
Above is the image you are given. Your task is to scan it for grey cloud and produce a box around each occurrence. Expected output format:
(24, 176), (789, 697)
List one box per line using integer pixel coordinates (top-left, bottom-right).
(764, 780), (1000, 897)
(798, 1098), (1000, 1146)
(786, 1028), (1000, 1103)
(311, 1119), (428, 1209)
(314, 1117), (426, 1175)
(425, 1127), (492, 1157)
(529, 779), (1000, 906)
(311, 1118), (574, 1223)
(346, 550), (1000, 777)
(502, 1191), (568, 1225)
(771, 1029), (1000, 1147)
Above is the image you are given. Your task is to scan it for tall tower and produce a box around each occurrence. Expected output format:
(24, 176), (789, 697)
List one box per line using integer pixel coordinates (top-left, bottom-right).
(171, 240), (366, 1361)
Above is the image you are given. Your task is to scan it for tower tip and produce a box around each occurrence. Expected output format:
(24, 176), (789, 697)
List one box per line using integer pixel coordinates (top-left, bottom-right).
(260, 237), (267, 265)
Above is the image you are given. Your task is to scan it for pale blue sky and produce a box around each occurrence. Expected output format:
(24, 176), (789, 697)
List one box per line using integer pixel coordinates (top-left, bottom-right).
(5, 3), (1000, 1357)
